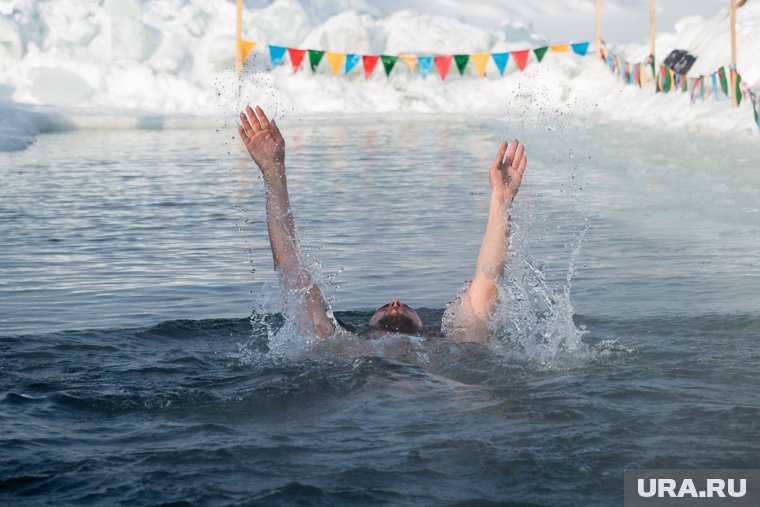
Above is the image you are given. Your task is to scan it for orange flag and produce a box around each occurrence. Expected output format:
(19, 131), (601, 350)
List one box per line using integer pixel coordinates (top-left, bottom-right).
(237, 40), (256, 65)
(325, 52), (346, 76)
(470, 53), (489, 78)
(550, 44), (570, 53)
(398, 55), (417, 72)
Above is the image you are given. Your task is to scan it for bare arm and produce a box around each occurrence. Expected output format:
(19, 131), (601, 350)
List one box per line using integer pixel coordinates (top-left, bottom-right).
(238, 105), (335, 339)
(445, 140), (527, 344)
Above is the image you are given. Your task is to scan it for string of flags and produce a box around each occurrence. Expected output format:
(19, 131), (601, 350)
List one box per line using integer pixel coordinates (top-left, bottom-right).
(601, 43), (760, 132)
(236, 40), (590, 79)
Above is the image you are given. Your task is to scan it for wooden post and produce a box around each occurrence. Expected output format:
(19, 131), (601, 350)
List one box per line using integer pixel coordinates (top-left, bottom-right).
(235, 0), (243, 75)
(649, 0), (656, 59)
(730, 0), (738, 107)
(596, 0), (601, 58)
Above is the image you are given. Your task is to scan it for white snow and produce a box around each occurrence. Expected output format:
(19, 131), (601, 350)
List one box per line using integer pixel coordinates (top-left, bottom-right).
(0, 0), (758, 151)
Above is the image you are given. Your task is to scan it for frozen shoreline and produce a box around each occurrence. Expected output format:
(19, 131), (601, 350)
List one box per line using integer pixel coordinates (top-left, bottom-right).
(2, 0), (759, 150)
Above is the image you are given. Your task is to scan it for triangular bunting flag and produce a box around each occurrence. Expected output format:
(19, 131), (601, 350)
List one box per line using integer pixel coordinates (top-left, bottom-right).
(471, 53), (489, 78)
(288, 48), (306, 72)
(491, 52), (509, 75)
(571, 42), (589, 56)
(454, 54), (469, 75)
(711, 73), (720, 99)
(269, 45), (287, 67)
(308, 50), (324, 72)
(381, 55), (398, 77)
(550, 44), (570, 52)
(690, 77), (699, 103)
(718, 67), (728, 96)
(700, 76), (705, 101)
(434, 55), (452, 80)
(345, 53), (361, 74)
(325, 52), (346, 76)
(363, 55), (379, 79)
(237, 40), (256, 66)
(418, 56), (433, 79)
(398, 55), (417, 72)
(735, 72), (743, 106)
(534, 46), (548, 63)
(511, 50), (529, 71)
(661, 65), (671, 92)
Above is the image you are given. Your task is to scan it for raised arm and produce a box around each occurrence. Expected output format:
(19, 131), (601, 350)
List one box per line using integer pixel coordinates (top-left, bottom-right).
(237, 105), (335, 339)
(444, 140), (527, 345)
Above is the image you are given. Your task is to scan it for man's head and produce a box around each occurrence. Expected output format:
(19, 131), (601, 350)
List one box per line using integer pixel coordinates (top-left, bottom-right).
(369, 298), (423, 334)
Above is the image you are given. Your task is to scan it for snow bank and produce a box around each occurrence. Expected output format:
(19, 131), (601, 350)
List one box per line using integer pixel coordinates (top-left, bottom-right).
(0, 0), (758, 151)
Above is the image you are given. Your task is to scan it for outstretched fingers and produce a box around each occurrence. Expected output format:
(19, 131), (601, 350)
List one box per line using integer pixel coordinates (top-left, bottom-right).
(505, 139), (518, 166)
(493, 142), (508, 168)
(240, 108), (258, 140)
(512, 144), (525, 170)
(255, 105), (270, 129)
(237, 123), (250, 145)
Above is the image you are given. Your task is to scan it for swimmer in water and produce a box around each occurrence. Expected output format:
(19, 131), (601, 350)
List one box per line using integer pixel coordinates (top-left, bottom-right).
(237, 105), (527, 345)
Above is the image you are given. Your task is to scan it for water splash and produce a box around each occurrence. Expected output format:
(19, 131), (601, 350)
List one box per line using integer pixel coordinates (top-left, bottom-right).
(488, 199), (590, 368)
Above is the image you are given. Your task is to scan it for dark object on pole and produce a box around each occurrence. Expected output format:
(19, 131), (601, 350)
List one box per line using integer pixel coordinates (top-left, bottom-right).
(663, 49), (697, 74)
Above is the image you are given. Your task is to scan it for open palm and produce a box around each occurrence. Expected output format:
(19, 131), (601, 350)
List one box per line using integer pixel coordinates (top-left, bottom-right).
(238, 105), (285, 176)
(489, 140), (527, 200)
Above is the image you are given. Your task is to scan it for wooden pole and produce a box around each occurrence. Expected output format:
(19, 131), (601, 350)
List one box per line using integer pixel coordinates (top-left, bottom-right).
(596, 0), (601, 58)
(649, 0), (656, 59)
(235, 0), (243, 75)
(730, 0), (738, 107)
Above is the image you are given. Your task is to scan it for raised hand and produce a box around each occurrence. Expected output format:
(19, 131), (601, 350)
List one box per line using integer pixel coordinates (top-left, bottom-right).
(238, 105), (285, 179)
(489, 140), (527, 201)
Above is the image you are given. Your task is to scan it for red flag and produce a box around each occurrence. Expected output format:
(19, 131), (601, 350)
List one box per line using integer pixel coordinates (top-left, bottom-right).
(511, 50), (529, 71)
(288, 48), (306, 72)
(434, 55), (452, 80)
(363, 55), (379, 79)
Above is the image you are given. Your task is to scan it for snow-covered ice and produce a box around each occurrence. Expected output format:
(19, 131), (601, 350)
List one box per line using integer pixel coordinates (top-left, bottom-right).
(1, 0), (758, 151)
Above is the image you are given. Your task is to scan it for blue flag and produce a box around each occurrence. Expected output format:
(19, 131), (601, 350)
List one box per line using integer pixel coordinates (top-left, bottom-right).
(491, 52), (509, 76)
(269, 45), (287, 67)
(345, 53), (361, 74)
(711, 73), (719, 100)
(417, 56), (433, 79)
(571, 42), (589, 56)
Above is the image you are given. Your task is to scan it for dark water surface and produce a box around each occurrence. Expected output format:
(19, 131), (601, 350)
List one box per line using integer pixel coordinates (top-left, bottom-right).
(1, 120), (759, 506)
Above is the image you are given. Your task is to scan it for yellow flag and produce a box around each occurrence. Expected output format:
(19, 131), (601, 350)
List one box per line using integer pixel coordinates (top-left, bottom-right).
(325, 52), (346, 76)
(471, 53), (489, 78)
(640, 63), (647, 86)
(550, 44), (570, 52)
(398, 55), (417, 72)
(237, 40), (256, 65)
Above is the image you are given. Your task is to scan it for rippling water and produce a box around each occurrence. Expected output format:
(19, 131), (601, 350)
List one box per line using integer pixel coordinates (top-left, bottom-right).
(1, 119), (759, 506)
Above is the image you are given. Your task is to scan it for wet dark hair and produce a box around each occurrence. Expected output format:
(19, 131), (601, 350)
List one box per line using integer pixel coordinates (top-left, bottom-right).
(375, 313), (420, 334)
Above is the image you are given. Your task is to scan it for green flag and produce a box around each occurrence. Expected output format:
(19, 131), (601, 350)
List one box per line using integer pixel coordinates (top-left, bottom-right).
(662, 68), (671, 92)
(735, 72), (743, 106)
(308, 50), (324, 72)
(380, 55), (398, 76)
(454, 54), (469, 75)
(534, 46), (548, 63)
(718, 67), (728, 96)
